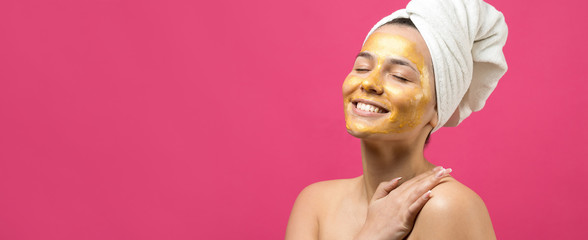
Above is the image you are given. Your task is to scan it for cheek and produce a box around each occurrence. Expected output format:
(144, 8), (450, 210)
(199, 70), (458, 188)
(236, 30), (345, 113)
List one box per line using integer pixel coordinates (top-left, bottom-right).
(389, 89), (425, 113)
(384, 86), (430, 130)
(384, 84), (405, 97)
(342, 74), (363, 96)
(409, 92), (431, 126)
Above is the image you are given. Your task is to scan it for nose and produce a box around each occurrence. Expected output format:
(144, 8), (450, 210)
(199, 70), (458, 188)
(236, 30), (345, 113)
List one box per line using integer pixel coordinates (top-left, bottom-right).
(361, 74), (384, 95)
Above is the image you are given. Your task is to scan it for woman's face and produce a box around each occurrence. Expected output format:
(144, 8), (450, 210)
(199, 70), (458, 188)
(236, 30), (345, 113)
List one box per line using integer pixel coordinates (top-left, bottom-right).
(342, 24), (437, 140)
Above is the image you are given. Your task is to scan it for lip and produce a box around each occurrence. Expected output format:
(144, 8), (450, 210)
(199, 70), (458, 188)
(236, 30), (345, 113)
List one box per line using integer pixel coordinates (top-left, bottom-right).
(350, 98), (390, 117)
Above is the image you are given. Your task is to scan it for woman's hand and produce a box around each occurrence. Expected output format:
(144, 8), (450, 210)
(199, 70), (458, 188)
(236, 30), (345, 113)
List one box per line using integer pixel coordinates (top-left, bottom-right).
(354, 166), (453, 240)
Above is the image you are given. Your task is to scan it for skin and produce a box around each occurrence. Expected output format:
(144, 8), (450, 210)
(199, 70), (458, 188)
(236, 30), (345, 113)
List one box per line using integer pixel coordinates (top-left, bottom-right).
(285, 24), (496, 240)
(343, 32), (434, 136)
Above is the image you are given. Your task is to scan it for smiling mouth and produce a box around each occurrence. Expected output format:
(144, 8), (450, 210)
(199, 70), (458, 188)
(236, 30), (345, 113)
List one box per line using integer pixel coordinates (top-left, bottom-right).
(352, 100), (390, 114)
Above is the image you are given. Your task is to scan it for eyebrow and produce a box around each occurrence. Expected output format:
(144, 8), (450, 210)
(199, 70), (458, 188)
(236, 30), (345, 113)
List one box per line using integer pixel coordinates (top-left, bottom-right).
(356, 52), (374, 60)
(356, 51), (419, 73)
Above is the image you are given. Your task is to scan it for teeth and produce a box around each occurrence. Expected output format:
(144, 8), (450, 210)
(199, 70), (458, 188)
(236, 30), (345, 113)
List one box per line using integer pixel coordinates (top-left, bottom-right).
(356, 102), (384, 113)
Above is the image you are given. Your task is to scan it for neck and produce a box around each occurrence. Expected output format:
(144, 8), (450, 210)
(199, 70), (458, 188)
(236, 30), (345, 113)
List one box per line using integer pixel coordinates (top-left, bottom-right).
(360, 138), (435, 202)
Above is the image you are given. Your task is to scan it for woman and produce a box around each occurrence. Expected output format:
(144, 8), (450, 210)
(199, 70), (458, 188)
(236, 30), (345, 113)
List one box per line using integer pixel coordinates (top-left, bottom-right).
(286, 0), (507, 239)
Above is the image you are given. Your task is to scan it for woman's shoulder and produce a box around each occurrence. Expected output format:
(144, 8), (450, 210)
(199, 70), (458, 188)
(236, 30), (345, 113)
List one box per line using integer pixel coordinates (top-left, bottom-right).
(285, 177), (362, 239)
(407, 177), (496, 240)
(295, 177), (362, 206)
(303, 177), (361, 192)
(427, 177), (486, 207)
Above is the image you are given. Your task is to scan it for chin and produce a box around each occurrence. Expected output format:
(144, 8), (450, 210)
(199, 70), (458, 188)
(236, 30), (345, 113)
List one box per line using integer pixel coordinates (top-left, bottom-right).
(346, 128), (370, 139)
(346, 124), (421, 143)
(346, 126), (390, 141)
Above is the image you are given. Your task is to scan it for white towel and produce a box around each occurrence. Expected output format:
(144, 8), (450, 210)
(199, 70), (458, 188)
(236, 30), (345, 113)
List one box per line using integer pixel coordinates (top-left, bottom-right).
(364, 0), (508, 133)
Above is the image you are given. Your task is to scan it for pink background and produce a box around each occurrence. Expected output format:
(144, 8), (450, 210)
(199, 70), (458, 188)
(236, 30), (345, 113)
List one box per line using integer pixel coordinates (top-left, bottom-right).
(1, 0), (587, 239)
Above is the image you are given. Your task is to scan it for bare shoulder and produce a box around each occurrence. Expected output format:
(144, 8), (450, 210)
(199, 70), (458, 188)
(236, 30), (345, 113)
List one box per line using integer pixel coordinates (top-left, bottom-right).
(407, 178), (496, 240)
(302, 177), (357, 198)
(285, 177), (360, 240)
(293, 177), (359, 210)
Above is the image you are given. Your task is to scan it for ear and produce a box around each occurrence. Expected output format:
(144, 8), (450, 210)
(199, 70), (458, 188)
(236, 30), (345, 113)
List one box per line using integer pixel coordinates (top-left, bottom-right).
(429, 111), (439, 129)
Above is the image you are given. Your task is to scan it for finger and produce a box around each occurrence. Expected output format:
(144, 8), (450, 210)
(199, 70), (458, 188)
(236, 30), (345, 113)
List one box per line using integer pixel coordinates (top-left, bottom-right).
(406, 190), (433, 221)
(371, 177), (402, 203)
(397, 166), (445, 192)
(405, 168), (452, 203)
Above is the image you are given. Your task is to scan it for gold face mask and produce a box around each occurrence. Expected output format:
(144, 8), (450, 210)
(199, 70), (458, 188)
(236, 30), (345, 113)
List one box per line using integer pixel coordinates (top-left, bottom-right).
(342, 26), (436, 138)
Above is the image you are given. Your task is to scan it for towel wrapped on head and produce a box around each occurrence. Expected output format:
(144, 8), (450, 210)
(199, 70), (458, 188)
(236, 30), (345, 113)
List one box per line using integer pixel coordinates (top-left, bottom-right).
(364, 0), (508, 133)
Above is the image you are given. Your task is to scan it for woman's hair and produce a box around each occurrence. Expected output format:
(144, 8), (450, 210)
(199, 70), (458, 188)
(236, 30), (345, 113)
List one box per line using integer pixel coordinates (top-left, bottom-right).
(386, 18), (417, 29)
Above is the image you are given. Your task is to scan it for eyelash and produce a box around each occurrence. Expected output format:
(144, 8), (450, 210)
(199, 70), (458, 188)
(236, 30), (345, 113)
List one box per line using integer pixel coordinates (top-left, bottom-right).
(354, 68), (411, 82)
(394, 75), (410, 82)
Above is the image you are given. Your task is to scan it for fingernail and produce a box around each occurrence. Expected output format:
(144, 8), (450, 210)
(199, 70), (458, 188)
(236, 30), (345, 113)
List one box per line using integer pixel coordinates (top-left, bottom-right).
(445, 168), (453, 174)
(435, 167), (445, 178)
(393, 177), (403, 182)
(424, 190), (432, 199)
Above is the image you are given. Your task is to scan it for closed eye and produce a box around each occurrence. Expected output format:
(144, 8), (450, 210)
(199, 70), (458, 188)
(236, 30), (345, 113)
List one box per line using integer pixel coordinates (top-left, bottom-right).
(355, 68), (370, 73)
(394, 75), (409, 82)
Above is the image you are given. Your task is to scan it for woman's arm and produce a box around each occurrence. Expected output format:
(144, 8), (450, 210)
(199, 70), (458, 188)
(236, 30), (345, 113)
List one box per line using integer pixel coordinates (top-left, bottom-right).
(285, 182), (321, 240)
